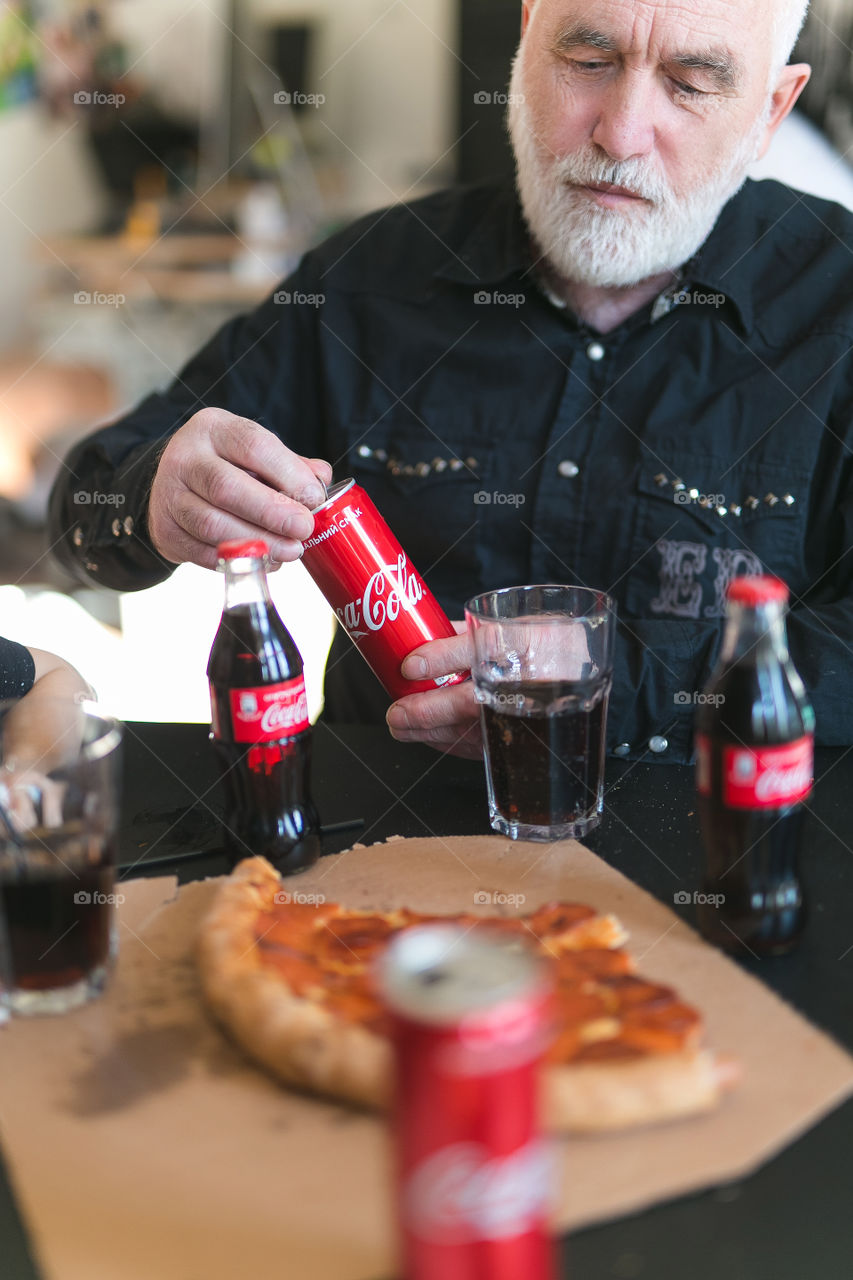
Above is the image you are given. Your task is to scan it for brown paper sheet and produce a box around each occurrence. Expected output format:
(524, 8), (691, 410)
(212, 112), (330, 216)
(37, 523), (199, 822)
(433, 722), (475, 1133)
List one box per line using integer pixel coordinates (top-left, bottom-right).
(1, 836), (852, 1280)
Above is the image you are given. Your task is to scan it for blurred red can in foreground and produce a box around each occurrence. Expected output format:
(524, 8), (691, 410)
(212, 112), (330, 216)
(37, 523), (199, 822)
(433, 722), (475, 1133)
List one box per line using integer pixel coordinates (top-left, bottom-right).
(378, 925), (556, 1280)
(301, 479), (468, 701)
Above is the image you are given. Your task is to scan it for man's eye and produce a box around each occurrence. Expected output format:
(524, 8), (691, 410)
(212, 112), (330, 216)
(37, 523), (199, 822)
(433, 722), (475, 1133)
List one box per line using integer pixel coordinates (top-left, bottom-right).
(571, 59), (610, 73)
(672, 80), (703, 98)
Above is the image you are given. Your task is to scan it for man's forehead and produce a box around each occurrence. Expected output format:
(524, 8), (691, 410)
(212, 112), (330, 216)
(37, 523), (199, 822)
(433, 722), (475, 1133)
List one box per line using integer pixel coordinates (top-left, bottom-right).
(537, 0), (770, 58)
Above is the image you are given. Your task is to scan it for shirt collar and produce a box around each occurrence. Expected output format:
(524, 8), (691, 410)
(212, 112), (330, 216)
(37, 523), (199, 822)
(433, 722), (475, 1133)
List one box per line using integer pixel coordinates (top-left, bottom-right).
(435, 177), (756, 334)
(682, 183), (756, 335)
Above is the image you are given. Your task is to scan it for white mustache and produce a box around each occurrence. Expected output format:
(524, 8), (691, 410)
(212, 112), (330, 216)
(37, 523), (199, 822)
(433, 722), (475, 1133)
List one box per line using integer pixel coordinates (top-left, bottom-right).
(551, 152), (672, 207)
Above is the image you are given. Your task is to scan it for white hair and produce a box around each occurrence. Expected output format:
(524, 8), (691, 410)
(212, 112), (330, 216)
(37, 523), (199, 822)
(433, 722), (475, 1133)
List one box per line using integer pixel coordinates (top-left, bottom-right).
(773, 0), (810, 68)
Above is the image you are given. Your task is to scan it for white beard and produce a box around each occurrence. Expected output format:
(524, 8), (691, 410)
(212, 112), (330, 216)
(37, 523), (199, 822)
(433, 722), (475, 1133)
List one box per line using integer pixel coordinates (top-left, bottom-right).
(507, 53), (770, 289)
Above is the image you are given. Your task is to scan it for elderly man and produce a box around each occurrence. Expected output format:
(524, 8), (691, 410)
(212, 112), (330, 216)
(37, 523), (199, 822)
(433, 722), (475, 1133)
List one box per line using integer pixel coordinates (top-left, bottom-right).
(51, 0), (851, 763)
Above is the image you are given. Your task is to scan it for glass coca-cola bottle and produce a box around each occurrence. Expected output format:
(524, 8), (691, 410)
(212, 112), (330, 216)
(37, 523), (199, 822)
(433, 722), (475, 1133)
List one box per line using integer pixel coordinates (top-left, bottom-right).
(207, 539), (321, 875)
(695, 576), (815, 957)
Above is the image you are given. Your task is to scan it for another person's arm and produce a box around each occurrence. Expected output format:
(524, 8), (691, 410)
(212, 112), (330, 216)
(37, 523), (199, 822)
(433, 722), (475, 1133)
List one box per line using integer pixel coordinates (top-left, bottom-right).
(1, 645), (94, 782)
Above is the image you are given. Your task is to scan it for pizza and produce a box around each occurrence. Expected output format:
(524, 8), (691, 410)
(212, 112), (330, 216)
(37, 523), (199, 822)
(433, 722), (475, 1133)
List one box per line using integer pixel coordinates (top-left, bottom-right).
(197, 856), (737, 1132)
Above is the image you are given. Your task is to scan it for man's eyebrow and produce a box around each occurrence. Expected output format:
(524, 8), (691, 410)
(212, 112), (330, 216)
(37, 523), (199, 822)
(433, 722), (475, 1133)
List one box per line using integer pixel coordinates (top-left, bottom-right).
(669, 51), (741, 90)
(551, 24), (619, 55)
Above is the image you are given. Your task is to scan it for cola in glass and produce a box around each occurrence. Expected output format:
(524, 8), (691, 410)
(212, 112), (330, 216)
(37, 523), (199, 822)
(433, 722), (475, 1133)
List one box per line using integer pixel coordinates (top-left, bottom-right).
(481, 676), (609, 830)
(207, 539), (321, 874)
(695, 576), (815, 956)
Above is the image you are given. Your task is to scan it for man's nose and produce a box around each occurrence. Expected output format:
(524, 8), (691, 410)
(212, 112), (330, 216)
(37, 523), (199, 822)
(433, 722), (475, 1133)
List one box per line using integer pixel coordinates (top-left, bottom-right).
(591, 72), (657, 162)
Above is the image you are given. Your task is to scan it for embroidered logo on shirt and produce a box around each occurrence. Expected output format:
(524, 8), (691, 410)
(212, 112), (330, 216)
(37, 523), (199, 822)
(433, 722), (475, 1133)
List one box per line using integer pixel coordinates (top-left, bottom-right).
(649, 540), (762, 619)
(650, 540), (708, 618)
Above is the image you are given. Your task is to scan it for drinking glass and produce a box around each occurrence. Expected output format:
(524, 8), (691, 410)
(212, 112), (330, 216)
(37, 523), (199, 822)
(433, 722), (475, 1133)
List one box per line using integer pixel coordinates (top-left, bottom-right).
(0, 699), (123, 1014)
(465, 586), (616, 841)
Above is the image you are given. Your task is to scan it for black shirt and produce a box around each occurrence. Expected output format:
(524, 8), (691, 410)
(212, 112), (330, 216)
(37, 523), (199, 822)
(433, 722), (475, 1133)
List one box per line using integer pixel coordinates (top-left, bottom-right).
(48, 178), (853, 761)
(0, 637), (35, 700)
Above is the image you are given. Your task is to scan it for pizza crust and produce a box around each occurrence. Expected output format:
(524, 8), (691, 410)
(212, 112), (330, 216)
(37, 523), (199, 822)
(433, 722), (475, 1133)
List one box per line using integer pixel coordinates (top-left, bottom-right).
(196, 857), (390, 1108)
(197, 857), (734, 1132)
(544, 1049), (725, 1132)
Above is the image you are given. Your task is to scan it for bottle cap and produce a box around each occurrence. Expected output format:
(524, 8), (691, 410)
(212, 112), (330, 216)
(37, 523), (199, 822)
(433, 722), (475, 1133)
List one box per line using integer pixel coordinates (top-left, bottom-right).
(217, 539), (269, 561)
(727, 576), (789, 606)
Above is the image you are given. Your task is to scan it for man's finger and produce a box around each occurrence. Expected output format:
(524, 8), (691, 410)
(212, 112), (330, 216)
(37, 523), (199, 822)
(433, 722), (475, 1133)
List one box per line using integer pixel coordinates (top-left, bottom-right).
(386, 683), (477, 733)
(192, 458), (315, 542)
(389, 723), (483, 759)
(171, 491), (305, 564)
(306, 458), (334, 487)
(401, 628), (472, 680)
(211, 417), (327, 507)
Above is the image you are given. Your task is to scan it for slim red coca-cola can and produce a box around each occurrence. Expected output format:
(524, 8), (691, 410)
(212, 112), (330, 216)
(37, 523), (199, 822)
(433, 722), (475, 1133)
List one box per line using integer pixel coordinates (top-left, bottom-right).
(301, 479), (468, 700)
(378, 925), (556, 1280)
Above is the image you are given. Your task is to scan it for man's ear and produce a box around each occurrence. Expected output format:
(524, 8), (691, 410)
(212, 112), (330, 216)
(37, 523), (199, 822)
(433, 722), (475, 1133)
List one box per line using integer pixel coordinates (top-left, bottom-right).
(521, 0), (534, 38)
(754, 63), (811, 160)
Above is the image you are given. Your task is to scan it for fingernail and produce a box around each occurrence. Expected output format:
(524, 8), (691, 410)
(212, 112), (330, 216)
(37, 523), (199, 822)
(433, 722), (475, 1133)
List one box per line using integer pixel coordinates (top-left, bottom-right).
(386, 702), (409, 729)
(273, 540), (299, 562)
(286, 512), (314, 541)
(402, 655), (428, 678)
(299, 485), (326, 509)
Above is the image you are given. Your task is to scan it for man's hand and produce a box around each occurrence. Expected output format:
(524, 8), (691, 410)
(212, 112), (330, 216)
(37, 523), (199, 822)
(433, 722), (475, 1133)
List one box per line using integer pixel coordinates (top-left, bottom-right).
(386, 624), (483, 759)
(147, 408), (333, 569)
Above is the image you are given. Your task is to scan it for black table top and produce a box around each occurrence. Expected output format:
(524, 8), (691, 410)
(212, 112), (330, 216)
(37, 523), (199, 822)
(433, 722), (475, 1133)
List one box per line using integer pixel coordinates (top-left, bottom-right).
(2, 723), (851, 1279)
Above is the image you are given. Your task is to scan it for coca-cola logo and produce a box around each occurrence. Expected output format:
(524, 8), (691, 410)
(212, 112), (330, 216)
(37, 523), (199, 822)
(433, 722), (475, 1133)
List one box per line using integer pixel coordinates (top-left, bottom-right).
(754, 759), (812, 803)
(228, 679), (310, 743)
(723, 738), (813, 809)
(404, 1141), (551, 1244)
(260, 691), (309, 734)
(336, 553), (424, 639)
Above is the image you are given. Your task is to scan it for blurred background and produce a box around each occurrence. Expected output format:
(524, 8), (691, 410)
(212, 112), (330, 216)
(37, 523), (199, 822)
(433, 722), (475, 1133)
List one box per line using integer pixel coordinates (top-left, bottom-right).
(0, 0), (852, 722)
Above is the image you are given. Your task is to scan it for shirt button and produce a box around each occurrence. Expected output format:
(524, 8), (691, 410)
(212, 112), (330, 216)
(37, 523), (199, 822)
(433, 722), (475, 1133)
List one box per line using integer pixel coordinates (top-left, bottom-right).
(123, 516), (134, 536)
(111, 518), (121, 537)
(72, 526), (85, 547)
(613, 743), (631, 758)
(557, 460), (580, 478)
(586, 341), (606, 362)
(649, 736), (669, 755)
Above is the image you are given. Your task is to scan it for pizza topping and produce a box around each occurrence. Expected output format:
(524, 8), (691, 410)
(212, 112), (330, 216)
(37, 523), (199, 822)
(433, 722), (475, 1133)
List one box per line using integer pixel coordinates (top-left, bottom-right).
(314, 915), (398, 970)
(553, 949), (635, 980)
(524, 902), (598, 936)
(598, 975), (679, 1010)
(246, 889), (703, 1067)
(571, 1039), (647, 1063)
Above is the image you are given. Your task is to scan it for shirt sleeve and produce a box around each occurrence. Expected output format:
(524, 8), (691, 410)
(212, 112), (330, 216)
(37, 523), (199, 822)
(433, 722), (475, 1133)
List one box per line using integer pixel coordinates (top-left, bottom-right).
(47, 255), (326, 592)
(0, 637), (36, 700)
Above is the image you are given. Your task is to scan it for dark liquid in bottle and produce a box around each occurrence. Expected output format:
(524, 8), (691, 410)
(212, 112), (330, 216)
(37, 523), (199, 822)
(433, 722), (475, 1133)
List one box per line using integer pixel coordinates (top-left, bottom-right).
(481, 678), (609, 827)
(696, 660), (810, 957)
(208, 602), (321, 875)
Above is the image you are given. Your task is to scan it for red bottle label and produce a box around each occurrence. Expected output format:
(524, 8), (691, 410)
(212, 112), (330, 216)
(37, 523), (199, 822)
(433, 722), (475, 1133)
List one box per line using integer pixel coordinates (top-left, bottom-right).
(212, 678), (309, 743)
(722, 736), (813, 809)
